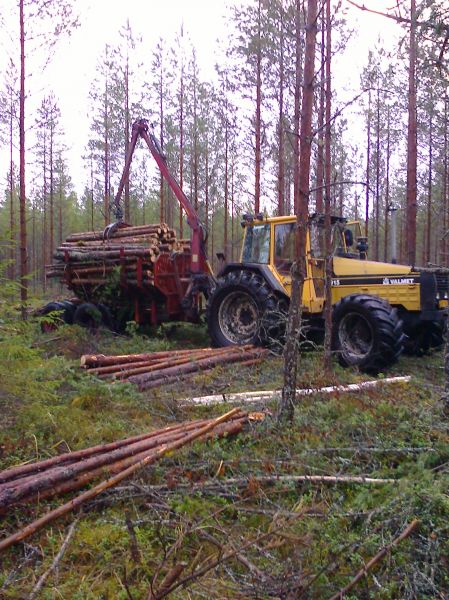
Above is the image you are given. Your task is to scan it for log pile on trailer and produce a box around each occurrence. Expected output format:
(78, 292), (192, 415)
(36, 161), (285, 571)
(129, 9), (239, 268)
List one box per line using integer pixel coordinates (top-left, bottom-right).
(80, 345), (269, 390)
(46, 223), (191, 289)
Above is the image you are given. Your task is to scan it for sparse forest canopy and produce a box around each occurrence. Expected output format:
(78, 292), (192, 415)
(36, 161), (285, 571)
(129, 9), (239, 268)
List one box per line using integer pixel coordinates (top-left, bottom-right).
(1, 0), (448, 288)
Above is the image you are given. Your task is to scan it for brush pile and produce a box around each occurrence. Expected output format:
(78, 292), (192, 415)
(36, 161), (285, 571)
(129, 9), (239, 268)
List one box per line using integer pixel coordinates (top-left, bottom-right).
(81, 345), (269, 390)
(45, 223), (191, 288)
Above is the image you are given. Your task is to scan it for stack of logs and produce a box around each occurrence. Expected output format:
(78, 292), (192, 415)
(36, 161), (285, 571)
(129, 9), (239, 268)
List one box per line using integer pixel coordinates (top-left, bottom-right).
(46, 223), (191, 288)
(81, 345), (269, 390)
(0, 412), (247, 517)
(0, 409), (256, 551)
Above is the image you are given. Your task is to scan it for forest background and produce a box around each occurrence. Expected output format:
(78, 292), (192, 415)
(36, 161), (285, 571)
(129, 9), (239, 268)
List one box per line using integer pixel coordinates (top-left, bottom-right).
(0, 0), (448, 297)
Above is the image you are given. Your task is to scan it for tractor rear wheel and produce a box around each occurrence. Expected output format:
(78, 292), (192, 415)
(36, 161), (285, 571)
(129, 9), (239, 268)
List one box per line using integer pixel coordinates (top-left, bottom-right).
(332, 294), (404, 374)
(207, 270), (287, 348)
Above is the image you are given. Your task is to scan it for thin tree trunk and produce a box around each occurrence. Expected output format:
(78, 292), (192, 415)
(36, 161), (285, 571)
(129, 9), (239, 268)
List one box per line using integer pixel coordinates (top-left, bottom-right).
(9, 89), (15, 281)
(323, 0), (332, 372)
(19, 0), (28, 319)
(224, 114), (229, 258)
(254, 0), (262, 215)
(315, 8), (325, 214)
(58, 157), (63, 245)
(179, 41), (184, 237)
(365, 89), (371, 239)
(277, 2), (286, 216)
(374, 80), (381, 261)
(104, 82), (110, 227)
(426, 105), (433, 264)
(279, 0), (317, 423)
(42, 130), (47, 293)
(159, 60), (165, 225)
(384, 106), (391, 262)
(442, 96), (448, 265)
(406, 0), (417, 265)
(124, 59), (130, 223)
(50, 117), (55, 274)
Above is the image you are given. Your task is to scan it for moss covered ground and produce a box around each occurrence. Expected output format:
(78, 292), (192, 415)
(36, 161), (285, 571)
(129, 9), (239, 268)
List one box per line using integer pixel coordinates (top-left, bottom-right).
(0, 319), (448, 599)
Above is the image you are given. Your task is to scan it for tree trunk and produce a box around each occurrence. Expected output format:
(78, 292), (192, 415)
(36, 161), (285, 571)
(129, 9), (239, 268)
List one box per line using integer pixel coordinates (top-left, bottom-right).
(277, 3), (286, 216)
(104, 82), (110, 227)
(254, 0), (262, 215)
(365, 88), (371, 239)
(179, 42), (184, 237)
(323, 0), (332, 373)
(442, 96), (449, 266)
(426, 104), (433, 264)
(374, 80), (381, 262)
(384, 106), (391, 262)
(9, 88), (15, 281)
(19, 0), (28, 319)
(279, 0), (317, 423)
(124, 58), (130, 223)
(406, 0), (417, 266)
(315, 9), (325, 214)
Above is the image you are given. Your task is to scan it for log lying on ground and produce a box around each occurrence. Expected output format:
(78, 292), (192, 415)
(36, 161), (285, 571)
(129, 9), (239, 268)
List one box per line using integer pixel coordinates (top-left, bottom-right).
(129, 347), (269, 390)
(80, 345), (267, 386)
(0, 418), (213, 484)
(2, 418), (248, 510)
(179, 376), (412, 406)
(0, 409), (249, 551)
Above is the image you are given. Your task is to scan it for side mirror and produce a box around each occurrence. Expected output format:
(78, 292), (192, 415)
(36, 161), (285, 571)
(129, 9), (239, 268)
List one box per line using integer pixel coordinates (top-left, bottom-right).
(344, 228), (354, 248)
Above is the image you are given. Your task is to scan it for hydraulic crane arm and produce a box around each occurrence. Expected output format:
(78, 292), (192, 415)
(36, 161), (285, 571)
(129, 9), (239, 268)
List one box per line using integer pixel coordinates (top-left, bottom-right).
(110, 119), (207, 275)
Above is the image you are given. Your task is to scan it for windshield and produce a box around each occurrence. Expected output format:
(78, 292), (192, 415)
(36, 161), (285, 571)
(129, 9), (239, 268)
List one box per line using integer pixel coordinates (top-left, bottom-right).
(310, 221), (344, 258)
(242, 224), (270, 264)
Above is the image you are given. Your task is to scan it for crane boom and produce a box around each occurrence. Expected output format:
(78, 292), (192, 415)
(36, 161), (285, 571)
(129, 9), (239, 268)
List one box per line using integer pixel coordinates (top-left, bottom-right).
(110, 119), (207, 274)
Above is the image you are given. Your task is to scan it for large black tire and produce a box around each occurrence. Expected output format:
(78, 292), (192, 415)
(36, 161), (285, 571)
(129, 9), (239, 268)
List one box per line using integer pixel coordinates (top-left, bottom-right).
(73, 303), (104, 330)
(207, 270), (287, 348)
(332, 294), (404, 374)
(39, 301), (74, 333)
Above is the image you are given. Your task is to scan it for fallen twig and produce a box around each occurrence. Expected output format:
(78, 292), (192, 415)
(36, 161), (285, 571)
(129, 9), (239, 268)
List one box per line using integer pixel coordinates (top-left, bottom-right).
(328, 519), (420, 600)
(27, 518), (79, 600)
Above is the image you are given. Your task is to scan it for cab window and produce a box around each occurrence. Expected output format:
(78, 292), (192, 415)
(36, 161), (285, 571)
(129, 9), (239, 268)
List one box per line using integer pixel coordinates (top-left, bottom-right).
(241, 224), (270, 264)
(274, 223), (295, 274)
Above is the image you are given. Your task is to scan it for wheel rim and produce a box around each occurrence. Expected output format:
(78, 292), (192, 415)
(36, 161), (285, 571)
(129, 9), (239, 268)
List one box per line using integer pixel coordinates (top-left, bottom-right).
(218, 291), (258, 344)
(338, 312), (374, 361)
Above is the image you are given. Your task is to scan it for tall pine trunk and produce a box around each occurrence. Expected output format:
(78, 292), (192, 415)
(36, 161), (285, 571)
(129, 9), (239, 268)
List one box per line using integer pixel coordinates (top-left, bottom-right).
(323, 0), (332, 372)
(9, 88), (15, 281)
(365, 89), (371, 239)
(279, 0), (317, 423)
(19, 0), (28, 319)
(315, 10), (325, 214)
(384, 106), (391, 262)
(277, 2), (286, 216)
(254, 0), (262, 214)
(406, 0), (417, 265)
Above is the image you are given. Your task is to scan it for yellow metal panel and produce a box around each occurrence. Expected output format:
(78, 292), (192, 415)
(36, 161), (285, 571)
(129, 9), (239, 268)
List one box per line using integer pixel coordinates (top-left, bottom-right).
(331, 284), (421, 311)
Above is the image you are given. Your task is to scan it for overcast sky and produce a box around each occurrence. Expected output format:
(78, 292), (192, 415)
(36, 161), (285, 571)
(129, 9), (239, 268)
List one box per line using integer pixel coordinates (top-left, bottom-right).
(1, 0), (399, 197)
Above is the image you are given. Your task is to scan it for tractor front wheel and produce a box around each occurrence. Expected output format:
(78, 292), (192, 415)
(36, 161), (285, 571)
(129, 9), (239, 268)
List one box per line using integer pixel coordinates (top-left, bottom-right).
(207, 270), (287, 348)
(332, 294), (404, 374)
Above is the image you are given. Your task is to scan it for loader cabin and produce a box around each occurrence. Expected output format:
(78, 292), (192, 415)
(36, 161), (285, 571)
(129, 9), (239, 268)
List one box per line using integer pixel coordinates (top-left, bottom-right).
(239, 213), (366, 313)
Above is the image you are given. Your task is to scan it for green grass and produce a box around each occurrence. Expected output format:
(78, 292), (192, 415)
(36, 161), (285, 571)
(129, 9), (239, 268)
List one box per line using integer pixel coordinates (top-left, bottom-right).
(0, 319), (448, 599)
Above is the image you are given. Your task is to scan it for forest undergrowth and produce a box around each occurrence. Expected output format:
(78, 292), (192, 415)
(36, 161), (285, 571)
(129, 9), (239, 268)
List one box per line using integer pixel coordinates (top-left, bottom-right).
(0, 312), (448, 599)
